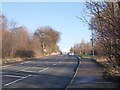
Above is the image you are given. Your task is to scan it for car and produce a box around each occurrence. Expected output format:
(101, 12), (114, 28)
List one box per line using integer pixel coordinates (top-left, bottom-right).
(68, 52), (74, 56)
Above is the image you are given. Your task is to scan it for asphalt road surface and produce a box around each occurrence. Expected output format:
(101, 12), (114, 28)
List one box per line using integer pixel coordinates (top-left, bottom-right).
(2, 55), (79, 89)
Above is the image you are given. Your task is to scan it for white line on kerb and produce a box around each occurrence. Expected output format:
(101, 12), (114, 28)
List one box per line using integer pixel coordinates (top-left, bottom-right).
(4, 75), (31, 87)
(65, 56), (81, 89)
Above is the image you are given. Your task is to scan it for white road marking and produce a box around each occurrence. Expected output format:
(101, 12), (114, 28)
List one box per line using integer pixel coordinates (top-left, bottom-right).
(59, 56), (67, 64)
(65, 56), (81, 89)
(63, 56), (67, 61)
(2, 65), (11, 68)
(38, 67), (49, 72)
(3, 75), (24, 78)
(59, 61), (62, 63)
(20, 67), (29, 71)
(0, 71), (3, 74)
(53, 64), (56, 66)
(15, 67), (30, 73)
(4, 75), (31, 87)
(25, 61), (30, 63)
(20, 70), (37, 73)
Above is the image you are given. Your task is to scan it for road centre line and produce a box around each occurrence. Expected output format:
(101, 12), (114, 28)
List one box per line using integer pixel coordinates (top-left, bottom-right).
(15, 67), (30, 73)
(2, 65), (11, 68)
(63, 56), (67, 61)
(59, 61), (62, 63)
(0, 71), (5, 75)
(20, 67), (29, 71)
(4, 75), (31, 87)
(38, 67), (49, 72)
(58, 56), (67, 64)
(25, 61), (30, 63)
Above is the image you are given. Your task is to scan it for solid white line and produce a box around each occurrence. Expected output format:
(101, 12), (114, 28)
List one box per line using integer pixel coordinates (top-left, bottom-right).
(38, 67), (49, 72)
(65, 56), (81, 89)
(4, 75), (31, 87)
(2, 75), (24, 78)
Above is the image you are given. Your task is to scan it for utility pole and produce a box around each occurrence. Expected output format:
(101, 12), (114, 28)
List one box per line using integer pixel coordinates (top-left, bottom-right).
(91, 28), (95, 58)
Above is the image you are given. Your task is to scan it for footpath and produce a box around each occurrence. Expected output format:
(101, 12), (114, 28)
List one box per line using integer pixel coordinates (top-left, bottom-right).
(67, 58), (117, 88)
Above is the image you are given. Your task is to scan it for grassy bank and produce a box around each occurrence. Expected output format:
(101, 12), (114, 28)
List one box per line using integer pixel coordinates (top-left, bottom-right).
(93, 56), (120, 87)
(2, 56), (42, 66)
(78, 54), (92, 58)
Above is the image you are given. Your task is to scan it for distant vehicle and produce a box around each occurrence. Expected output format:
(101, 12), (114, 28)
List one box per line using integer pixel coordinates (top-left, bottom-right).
(68, 51), (74, 56)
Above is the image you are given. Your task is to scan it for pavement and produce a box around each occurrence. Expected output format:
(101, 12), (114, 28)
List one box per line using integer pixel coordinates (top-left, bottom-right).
(67, 58), (117, 88)
(1, 55), (78, 89)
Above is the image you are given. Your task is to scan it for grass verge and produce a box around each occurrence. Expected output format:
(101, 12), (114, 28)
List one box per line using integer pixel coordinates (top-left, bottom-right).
(92, 56), (120, 87)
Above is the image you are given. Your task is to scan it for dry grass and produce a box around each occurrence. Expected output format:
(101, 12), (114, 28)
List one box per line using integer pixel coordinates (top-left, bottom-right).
(94, 56), (120, 87)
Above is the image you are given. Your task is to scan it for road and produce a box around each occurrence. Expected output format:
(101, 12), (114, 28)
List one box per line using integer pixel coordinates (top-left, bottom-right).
(2, 55), (79, 89)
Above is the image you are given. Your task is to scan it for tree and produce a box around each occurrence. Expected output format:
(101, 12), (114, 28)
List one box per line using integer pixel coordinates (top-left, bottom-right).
(34, 26), (61, 55)
(84, 0), (120, 66)
(71, 40), (92, 55)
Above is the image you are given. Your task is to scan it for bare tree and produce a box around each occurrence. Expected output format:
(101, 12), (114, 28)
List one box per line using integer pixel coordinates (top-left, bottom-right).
(71, 40), (92, 55)
(84, 0), (120, 66)
(34, 26), (60, 55)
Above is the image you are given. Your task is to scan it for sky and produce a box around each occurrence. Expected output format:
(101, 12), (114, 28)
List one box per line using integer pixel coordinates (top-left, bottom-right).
(2, 2), (91, 52)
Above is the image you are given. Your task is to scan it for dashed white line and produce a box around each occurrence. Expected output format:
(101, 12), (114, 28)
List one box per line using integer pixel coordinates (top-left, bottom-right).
(20, 67), (29, 71)
(38, 67), (49, 72)
(25, 61), (30, 63)
(4, 75), (31, 87)
(53, 64), (56, 66)
(2, 65), (11, 68)
(59, 61), (62, 63)
(0, 71), (3, 74)
(58, 56), (67, 64)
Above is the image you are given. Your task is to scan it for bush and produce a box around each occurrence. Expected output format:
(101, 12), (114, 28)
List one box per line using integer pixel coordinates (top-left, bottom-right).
(15, 50), (35, 58)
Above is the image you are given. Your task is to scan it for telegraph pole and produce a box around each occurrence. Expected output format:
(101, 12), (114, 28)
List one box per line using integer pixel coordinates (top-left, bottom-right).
(91, 28), (95, 58)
